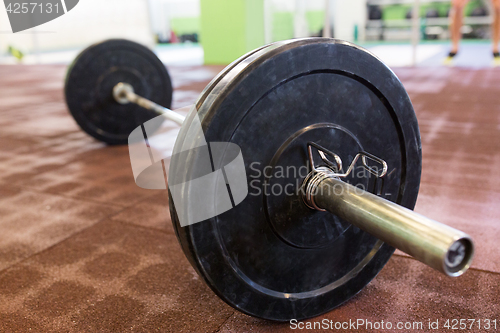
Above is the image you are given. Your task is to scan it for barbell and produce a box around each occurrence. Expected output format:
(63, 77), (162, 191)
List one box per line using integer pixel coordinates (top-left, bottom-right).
(64, 38), (474, 321)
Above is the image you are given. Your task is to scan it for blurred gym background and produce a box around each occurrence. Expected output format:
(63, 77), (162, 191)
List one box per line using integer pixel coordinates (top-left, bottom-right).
(0, 0), (496, 67)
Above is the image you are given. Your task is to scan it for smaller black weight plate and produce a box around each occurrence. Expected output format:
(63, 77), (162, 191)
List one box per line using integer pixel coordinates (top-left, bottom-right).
(65, 39), (173, 145)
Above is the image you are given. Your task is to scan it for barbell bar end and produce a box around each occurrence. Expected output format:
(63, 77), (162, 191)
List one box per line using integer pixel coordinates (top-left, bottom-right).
(442, 237), (474, 277)
(113, 82), (135, 105)
(302, 167), (475, 278)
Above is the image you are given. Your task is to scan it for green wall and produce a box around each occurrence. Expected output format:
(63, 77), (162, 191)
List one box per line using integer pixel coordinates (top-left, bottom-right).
(200, 0), (265, 65)
(271, 11), (324, 42)
(306, 11), (325, 34)
(171, 17), (200, 35)
(272, 12), (294, 41)
(200, 2), (327, 64)
(245, 0), (265, 53)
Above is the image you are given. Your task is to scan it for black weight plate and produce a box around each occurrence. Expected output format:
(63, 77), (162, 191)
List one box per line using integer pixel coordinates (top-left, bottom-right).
(65, 39), (173, 145)
(169, 38), (422, 321)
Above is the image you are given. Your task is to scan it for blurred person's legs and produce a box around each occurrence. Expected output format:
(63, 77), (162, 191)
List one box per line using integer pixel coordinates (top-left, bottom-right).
(448, 0), (469, 58)
(492, 0), (500, 58)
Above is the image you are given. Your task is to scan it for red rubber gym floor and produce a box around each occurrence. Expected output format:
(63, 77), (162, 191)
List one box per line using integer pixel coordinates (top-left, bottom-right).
(0, 65), (499, 332)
